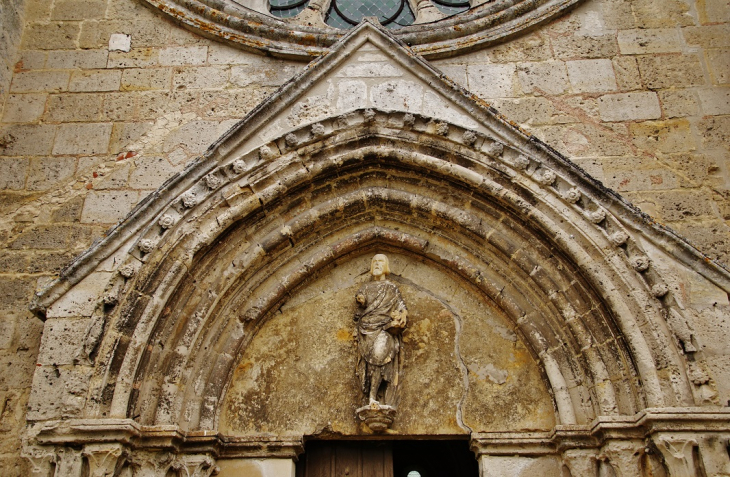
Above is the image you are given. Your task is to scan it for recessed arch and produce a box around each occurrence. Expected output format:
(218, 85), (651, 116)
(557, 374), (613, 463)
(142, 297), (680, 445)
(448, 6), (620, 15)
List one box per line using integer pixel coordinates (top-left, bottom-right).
(63, 114), (697, 438)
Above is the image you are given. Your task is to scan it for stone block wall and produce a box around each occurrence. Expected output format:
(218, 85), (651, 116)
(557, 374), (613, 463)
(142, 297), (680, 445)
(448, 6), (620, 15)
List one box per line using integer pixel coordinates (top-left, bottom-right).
(0, 1), (307, 473)
(0, 0), (26, 104)
(0, 0), (727, 473)
(434, 0), (730, 265)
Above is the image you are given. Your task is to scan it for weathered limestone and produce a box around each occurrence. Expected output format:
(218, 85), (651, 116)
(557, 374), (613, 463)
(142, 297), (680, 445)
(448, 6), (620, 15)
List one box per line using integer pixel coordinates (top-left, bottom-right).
(0, 0), (728, 475)
(0, 0), (26, 103)
(217, 458), (295, 477)
(562, 449), (599, 476)
(653, 434), (698, 477)
(600, 440), (645, 476)
(11, 22), (729, 477)
(597, 92), (662, 122)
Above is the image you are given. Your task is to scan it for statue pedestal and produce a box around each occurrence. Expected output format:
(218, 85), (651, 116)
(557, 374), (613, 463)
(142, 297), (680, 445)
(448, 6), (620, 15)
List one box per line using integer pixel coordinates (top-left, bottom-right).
(356, 403), (396, 433)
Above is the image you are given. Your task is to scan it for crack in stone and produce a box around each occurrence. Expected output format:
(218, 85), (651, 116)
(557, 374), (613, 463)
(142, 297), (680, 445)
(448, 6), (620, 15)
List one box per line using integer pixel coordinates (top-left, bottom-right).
(393, 275), (472, 433)
(452, 308), (473, 434)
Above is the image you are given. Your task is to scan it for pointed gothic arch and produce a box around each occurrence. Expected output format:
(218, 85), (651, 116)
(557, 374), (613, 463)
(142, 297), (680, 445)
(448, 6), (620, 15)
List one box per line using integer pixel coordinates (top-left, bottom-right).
(24, 22), (730, 477)
(96, 110), (675, 431)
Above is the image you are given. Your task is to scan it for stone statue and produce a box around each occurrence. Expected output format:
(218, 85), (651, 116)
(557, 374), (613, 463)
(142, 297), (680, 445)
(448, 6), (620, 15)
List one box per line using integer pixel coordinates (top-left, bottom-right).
(354, 254), (407, 408)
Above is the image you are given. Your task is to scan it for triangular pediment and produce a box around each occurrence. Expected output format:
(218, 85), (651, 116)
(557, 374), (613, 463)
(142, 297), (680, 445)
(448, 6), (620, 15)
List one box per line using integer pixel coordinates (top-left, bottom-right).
(212, 20), (496, 162)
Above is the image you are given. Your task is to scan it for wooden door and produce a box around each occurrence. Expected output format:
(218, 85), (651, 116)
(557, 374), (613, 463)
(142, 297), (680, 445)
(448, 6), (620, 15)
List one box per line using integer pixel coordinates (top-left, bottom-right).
(297, 440), (478, 477)
(296, 441), (394, 477)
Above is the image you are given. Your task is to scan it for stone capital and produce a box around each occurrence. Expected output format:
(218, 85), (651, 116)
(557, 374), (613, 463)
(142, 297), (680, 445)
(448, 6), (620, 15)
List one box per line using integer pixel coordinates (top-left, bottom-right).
(174, 453), (218, 477)
(652, 433), (698, 477)
(83, 443), (128, 477)
(599, 439), (644, 477)
(562, 448), (598, 476)
(22, 445), (57, 477)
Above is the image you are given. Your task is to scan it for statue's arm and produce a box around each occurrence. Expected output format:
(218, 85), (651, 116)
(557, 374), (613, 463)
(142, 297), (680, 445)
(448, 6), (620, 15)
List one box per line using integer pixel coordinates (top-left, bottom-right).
(387, 290), (408, 331)
(354, 292), (366, 322)
(395, 287), (407, 319)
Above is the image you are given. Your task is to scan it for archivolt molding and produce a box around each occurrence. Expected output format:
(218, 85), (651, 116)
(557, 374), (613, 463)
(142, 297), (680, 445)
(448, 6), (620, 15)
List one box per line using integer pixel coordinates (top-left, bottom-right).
(143, 0), (587, 59)
(32, 109), (722, 430)
(126, 111), (703, 425)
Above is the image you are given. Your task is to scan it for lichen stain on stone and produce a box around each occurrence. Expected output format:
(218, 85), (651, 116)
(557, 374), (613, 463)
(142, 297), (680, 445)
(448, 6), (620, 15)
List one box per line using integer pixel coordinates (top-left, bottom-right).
(220, 285), (359, 436)
(336, 328), (353, 341)
(236, 360), (255, 375)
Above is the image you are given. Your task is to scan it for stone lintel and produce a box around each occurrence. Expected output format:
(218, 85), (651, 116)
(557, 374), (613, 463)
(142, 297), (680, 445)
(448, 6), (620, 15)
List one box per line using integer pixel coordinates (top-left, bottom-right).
(33, 420), (303, 458)
(470, 432), (557, 456)
(470, 408), (730, 457)
(35, 419), (142, 445)
(218, 437), (304, 460)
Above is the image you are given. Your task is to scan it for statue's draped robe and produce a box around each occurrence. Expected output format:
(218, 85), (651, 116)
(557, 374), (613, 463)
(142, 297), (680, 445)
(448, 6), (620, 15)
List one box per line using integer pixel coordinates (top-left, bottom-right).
(354, 280), (406, 404)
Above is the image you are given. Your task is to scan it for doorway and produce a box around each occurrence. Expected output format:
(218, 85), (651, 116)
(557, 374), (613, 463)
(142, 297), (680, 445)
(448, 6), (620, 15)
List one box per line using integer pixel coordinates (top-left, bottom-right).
(295, 440), (478, 477)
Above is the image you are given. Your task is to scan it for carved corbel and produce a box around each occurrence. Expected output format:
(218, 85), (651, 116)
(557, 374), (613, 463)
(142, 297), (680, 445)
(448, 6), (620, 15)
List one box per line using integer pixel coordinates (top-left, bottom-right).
(652, 435), (698, 477)
(174, 454), (219, 477)
(76, 310), (106, 364)
(599, 440), (644, 477)
(83, 443), (128, 477)
(77, 268), (129, 364)
(655, 289), (698, 355)
(666, 307), (697, 354)
(687, 361), (718, 404)
(562, 449), (598, 476)
(22, 445), (57, 477)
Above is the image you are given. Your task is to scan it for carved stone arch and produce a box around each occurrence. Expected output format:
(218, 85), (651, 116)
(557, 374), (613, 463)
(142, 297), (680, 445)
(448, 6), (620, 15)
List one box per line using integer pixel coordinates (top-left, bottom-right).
(42, 108), (696, 435)
(103, 116), (670, 435)
(26, 22), (730, 477)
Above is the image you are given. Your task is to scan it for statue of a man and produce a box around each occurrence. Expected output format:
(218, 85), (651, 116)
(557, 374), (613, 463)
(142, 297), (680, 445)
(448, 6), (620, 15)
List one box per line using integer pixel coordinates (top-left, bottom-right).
(354, 254), (407, 406)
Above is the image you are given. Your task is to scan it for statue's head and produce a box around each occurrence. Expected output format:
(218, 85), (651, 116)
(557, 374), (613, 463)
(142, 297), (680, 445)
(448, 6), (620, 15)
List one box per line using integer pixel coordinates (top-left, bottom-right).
(370, 254), (390, 279)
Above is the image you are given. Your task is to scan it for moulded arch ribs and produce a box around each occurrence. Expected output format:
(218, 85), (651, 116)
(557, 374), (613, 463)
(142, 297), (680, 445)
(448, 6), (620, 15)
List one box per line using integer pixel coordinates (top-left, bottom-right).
(116, 147), (662, 432)
(77, 123), (680, 430)
(30, 20), (730, 443)
(199, 234), (587, 430)
(49, 116), (690, 436)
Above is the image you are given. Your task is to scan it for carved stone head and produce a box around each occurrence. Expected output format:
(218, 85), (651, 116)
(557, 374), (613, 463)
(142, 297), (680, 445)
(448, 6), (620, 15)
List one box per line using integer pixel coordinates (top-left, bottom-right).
(370, 254), (390, 279)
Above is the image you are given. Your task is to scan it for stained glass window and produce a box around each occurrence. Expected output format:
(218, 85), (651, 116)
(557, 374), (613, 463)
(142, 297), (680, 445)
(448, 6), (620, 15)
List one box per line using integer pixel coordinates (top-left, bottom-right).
(325, 0), (415, 29)
(268, 0), (468, 29)
(430, 0), (468, 16)
(270, 0), (310, 19)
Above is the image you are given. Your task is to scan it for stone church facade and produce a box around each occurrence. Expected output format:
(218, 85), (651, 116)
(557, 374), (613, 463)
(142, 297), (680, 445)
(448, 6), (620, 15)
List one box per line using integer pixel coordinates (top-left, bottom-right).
(1, 0), (729, 476)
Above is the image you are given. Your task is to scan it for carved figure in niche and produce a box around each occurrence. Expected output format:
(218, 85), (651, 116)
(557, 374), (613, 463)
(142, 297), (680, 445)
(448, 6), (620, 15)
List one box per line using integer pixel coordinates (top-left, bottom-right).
(354, 254), (407, 407)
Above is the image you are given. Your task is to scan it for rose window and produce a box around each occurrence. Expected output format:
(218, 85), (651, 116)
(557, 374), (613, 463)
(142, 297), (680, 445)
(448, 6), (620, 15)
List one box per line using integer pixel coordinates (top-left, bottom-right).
(142, 0), (587, 58)
(324, 0), (416, 30)
(269, 0), (472, 29)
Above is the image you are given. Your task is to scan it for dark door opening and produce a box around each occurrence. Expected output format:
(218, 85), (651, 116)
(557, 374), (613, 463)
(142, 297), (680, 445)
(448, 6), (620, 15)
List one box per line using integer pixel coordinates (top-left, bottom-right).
(296, 440), (478, 477)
